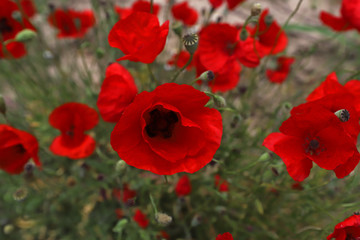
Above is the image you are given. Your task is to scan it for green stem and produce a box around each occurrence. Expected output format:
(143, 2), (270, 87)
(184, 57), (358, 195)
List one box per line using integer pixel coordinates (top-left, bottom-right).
(149, 193), (158, 215)
(171, 54), (193, 82)
(147, 63), (156, 83)
(150, 0), (154, 14)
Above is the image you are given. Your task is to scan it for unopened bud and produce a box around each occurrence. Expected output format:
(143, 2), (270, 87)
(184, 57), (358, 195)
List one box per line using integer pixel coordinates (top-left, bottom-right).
(3, 224), (14, 234)
(115, 160), (127, 173)
(240, 29), (248, 41)
(335, 109), (350, 122)
(213, 95), (226, 108)
(0, 94), (6, 116)
(183, 33), (198, 54)
(258, 152), (270, 162)
(171, 22), (182, 37)
(14, 29), (37, 42)
(155, 213), (172, 226)
(251, 3), (262, 16)
(96, 48), (105, 59)
(264, 14), (273, 26)
(198, 70), (215, 82)
(11, 11), (22, 22)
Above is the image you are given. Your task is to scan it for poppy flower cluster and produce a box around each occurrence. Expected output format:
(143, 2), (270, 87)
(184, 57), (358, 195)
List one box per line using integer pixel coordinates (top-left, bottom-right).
(97, 62), (138, 123)
(263, 73), (360, 181)
(133, 209), (149, 229)
(108, 12), (169, 63)
(320, 0), (360, 32)
(115, 0), (161, 19)
(48, 8), (96, 38)
(175, 175), (192, 197)
(112, 183), (137, 205)
(49, 103), (98, 159)
(327, 213), (360, 239)
(0, 0), (36, 59)
(266, 56), (295, 84)
(171, 2), (198, 26)
(110, 83), (223, 175)
(0, 124), (41, 174)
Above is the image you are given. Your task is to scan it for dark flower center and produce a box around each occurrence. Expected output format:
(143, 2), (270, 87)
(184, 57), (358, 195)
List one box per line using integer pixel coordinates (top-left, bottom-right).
(145, 108), (179, 139)
(225, 42), (237, 55)
(304, 137), (323, 156)
(13, 144), (26, 154)
(0, 18), (13, 34)
(346, 236), (360, 240)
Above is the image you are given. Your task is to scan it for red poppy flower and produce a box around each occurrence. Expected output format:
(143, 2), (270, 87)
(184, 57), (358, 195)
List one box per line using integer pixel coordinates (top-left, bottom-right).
(167, 50), (194, 70)
(214, 174), (229, 192)
(108, 12), (169, 63)
(115, 208), (123, 219)
(320, 0), (360, 32)
(327, 214), (360, 240)
(115, 0), (160, 19)
(171, 2), (198, 26)
(0, 0), (34, 59)
(208, 0), (245, 10)
(157, 231), (170, 240)
(251, 9), (288, 56)
(0, 124), (41, 174)
(194, 52), (241, 93)
(263, 103), (359, 181)
(20, 0), (36, 18)
(97, 63), (138, 123)
(266, 56), (294, 84)
(112, 183), (137, 203)
(49, 102), (99, 159)
(291, 182), (303, 190)
(175, 175), (192, 196)
(133, 209), (149, 229)
(198, 23), (260, 73)
(111, 83), (223, 175)
(48, 9), (95, 38)
(209, 0), (223, 9)
(216, 232), (234, 240)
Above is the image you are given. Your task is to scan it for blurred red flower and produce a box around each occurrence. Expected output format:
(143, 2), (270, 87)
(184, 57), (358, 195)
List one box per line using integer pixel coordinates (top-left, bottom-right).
(0, 0), (35, 59)
(197, 23), (260, 73)
(320, 0), (360, 32)
(115, 0), (160, 19)
(252, 9), (288, 56)
(97, 63), (138, 123)
(112, 183), (137, 204)
(133, 209), (149, 229)
(175, 175), (192, 196)
(208, 0), (245, 10)
(215, 174), (229, 192)
(49, 103), (99, 159)
(216, 232), (234, 240)
(157, 231), (170, 240)
(291, 182), (303, 190)
(171, 2), (198, 26)
(115, 208), (123, 219)
(0, 125), (41, 174)
(111, 83), (223, 175)
(263, 103), (360, 181)
(108, 12), (169, 63)
(167, 50), (194, 70)
(266, 56), (294, 84)
(19, 0), (36, 18)
(48, 9), (95, 38)
(327, 214), (360, 240)
(194, 52), (241, 92)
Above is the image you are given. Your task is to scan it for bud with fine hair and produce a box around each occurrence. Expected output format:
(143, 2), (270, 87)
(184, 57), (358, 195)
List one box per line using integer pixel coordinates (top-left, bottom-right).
(155, 212), (173, 226)
(15, 29), (37, 43)
(115, 160), (127, 173)
(213, 95), (226, 108)
(183, 33), (198, 54)
(251, 3), (262, 16)
(198, 70), (215, 82)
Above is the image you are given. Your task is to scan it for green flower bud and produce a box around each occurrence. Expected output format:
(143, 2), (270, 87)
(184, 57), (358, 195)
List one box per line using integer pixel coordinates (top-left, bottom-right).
(213, 95), (226, 108)
(172, 22), (183, 37)
(265, 14), (274, 26)
(258, 152), (270, 162)
(96, 48), (105, 59)
(183, 33), (198, 54)
(14, 29), (37, 43)
(115, 160), (127, 173)
(198, 70), (215, 82)
(240, 29), (248, 41)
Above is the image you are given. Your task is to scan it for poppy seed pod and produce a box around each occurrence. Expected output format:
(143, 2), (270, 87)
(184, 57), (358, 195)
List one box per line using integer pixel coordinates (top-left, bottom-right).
(183, 33), (198, 54)
(334, 109), (350, 122)
(251, 3), (262, 16)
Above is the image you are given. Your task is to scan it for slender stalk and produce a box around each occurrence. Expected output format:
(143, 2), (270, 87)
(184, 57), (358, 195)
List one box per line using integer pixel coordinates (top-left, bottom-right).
(150, 0), (154, 14)
(171, 54), (193, 82)
(147, 63), (156, 83)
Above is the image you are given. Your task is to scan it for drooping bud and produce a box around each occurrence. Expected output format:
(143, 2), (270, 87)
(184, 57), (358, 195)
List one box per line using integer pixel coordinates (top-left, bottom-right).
(11, 11), (22, 22)
(0, 94), (6, 116)
(213, 95), (226, 108)
(251, 3), (262, 17)
(334, 109), (350, 122)
(240, 28), (248, 41)
(198, 70), (215, 82)
(115, 160), (127, 173)
(155, 212), (173, 226)
(183, 33), (198, 54)
(14, 29), (37, 43)
(264, 14), (274, 26)
(171, 22), (183, 37)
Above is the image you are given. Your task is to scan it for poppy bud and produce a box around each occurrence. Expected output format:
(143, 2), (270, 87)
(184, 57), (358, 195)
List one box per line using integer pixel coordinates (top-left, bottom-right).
(258, 152), (270, 161)
(15, 29), (37, 43)
(240, 29), (248, 41)
(155, 212), (173, 226)
(334, 109), (350, 122)
(3, 224), (14, 235)
(213, 95), (226, 108)
(0, 94), (6, 116)
(115, 160), (127, 173)
(96, 48), (105, 59)
(171, 22), (183, 37)
(198, 70), (215, 82)
(183, 33), (198, 54)
(265, 14), (274, 26)
(11, 11), (22, 22)
(251, 3), (262, 17)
